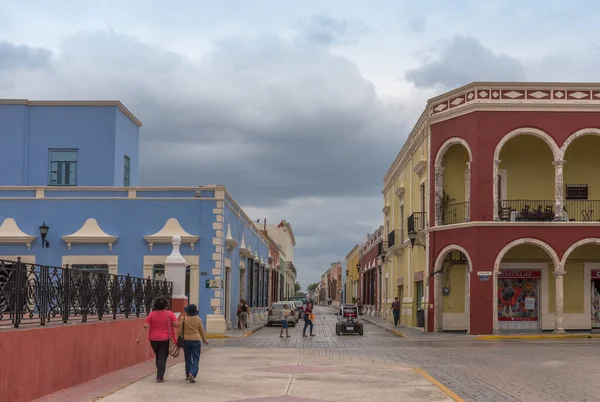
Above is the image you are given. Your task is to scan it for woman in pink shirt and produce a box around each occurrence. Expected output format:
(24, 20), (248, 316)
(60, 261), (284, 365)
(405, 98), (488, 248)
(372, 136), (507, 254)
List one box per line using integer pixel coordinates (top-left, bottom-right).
(136, 297), (179, 382)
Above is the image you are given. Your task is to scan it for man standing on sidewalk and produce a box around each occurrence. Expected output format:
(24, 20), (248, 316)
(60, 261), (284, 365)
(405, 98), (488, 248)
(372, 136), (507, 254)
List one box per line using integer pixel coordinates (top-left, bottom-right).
(391, 297), (401, 327)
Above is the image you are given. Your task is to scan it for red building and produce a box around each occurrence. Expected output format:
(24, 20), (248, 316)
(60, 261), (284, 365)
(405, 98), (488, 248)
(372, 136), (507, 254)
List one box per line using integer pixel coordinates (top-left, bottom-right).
(359, 226), (384, 316)
(423, 82), (600, 334)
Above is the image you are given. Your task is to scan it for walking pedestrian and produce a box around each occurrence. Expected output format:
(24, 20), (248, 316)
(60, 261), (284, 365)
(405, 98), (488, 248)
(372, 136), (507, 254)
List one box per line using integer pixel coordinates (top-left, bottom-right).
(178, 304), (208, 383)
(357, 298), (363, 316)
(136, 297), (179, 382)
(391, 297), (401, 327)
(280, 304), (292, 338)
(239, 299), (249, 329)
(302, 302), (315, 337)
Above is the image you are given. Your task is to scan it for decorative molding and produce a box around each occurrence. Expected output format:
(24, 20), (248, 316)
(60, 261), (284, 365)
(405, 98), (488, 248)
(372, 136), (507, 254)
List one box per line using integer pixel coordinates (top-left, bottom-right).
(62, 218), (117, 251)
(144, 218), (199, 251)
(382, 205), (390, 214)
(239, 234), (251, 258)
(225, 224), (238, 251)
(413, 160), (427, 178)
(394, 186), (405, 199)
(0, 218), (36, 249)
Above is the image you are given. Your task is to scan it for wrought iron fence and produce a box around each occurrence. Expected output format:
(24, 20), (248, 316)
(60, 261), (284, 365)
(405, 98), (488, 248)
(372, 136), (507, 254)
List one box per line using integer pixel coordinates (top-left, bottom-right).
(498, 200), (556, 221)
(408, 212), (427, 233)
(0, 258), (172, 328)
(387, 229), (406, 248)
(439, 202), (470, 225)
(564, 200), (600, 222)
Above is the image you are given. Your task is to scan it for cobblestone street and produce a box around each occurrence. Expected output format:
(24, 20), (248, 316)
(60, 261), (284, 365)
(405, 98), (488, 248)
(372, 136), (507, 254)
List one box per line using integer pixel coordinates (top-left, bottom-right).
(226, 306), (600, 402)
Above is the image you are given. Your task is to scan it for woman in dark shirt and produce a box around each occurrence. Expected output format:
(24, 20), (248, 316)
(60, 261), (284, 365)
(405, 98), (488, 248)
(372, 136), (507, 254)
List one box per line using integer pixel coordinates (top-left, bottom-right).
(302, 302), (315, 337)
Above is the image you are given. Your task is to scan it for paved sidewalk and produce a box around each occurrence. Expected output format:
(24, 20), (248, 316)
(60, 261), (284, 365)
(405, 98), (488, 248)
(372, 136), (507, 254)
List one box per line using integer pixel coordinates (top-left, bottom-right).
(216, 317), (266, 338)
(99, 348), (458, 402)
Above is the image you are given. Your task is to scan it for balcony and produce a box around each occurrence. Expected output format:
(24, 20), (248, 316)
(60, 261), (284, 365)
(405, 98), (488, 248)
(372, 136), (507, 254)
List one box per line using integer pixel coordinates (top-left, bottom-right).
(439, 202), (470, 225)
(498, 200), (557, 221)
(408, 212), (426, 233)
(387, 229), (406, 256)
(564, 200), (600, 222)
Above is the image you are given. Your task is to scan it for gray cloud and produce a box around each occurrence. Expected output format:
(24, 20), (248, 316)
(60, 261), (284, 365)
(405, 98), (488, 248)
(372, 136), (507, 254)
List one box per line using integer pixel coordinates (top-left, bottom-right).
(2, 31), (406, 207)
(295, 14), (369, 45)
(0, 41), (52, 70)
(405, 35), (526, 89)
(407, 17), (426, 33)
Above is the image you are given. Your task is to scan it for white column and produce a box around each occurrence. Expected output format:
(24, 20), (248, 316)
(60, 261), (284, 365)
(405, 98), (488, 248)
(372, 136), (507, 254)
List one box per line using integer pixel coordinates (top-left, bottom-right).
(434, 166), (445, 226)
(553, 160), (566, 220)
(493, 159), (501, 220)
(434, 272), (443, 332)
(554, 270), (566, 334)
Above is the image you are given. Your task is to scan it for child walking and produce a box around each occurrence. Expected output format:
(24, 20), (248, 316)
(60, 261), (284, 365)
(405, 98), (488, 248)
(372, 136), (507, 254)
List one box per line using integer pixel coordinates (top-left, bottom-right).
(280, 304), (291, 338)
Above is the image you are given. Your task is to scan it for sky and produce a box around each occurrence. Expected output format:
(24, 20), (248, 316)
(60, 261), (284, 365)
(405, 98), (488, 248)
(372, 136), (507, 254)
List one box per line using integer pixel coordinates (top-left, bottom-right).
(2, 0), (600, 288)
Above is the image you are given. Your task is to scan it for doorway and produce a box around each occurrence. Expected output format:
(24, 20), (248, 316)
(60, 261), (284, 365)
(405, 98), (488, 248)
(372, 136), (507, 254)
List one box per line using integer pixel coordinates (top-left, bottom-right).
(591, 271), (600, 329)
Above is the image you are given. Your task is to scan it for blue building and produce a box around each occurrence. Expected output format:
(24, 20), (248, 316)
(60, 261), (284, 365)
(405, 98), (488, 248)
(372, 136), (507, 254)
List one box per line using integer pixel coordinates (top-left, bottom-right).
(0, 100), (271, 332)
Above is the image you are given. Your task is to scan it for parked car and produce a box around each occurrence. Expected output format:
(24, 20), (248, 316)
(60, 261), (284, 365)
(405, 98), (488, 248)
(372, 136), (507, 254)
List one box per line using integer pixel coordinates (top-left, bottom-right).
(289, 296), (308, 317)
(267, 302), (299, 327)
(335, 304), (363, 336)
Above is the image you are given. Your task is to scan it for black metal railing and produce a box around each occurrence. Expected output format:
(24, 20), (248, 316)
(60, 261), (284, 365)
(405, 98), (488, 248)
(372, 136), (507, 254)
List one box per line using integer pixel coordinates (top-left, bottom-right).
(440, 202), (470, 225)
(498, 200), (556, 221)
(387, 229), (406, 248)
(564, 200), (600, 222)
(0, 258), (172, 328)
(408, 212), (426, 233)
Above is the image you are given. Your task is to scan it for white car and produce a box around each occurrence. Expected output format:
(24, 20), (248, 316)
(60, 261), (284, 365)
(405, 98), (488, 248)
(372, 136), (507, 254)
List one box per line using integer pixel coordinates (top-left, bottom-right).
(267, 302), (299, 327)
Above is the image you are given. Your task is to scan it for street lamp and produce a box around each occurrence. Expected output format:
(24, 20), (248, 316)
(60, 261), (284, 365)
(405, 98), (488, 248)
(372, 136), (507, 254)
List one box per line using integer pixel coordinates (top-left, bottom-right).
(408, 230), (425, 250)
(356, 263), (361, 273)
(39, 222), (50, 248)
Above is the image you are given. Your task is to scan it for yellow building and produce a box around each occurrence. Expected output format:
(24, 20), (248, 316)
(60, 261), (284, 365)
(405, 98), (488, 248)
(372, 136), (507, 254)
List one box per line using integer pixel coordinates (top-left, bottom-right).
(344, 244), (360, 304)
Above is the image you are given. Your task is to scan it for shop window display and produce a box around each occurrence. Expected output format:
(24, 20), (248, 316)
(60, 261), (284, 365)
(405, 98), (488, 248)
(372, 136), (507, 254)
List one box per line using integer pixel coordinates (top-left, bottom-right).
(498, 271), (540, 322)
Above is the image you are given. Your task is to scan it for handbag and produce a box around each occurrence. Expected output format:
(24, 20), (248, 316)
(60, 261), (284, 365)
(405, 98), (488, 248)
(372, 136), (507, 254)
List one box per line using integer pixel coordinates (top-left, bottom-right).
(167, 312), (180, 358)
(177, 317), (185, 348)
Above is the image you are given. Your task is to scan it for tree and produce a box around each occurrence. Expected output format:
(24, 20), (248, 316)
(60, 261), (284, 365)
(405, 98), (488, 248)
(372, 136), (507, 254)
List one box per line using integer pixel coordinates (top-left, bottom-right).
(294, 281), (301, 293)
(306, 282), (319, 293)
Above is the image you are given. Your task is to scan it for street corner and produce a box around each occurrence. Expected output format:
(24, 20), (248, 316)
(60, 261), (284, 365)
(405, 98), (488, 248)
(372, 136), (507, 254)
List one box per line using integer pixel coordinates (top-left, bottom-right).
(475, 333), (600, 341)
(414, 368), (465, 402)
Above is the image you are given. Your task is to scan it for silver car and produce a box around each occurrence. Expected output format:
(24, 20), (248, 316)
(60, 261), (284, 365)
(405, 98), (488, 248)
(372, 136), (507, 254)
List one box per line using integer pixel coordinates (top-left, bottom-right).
(267, 302), (299, 327)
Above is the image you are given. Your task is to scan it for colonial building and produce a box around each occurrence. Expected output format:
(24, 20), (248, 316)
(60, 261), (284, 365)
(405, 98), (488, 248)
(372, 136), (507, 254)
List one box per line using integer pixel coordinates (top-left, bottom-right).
(266, 220), (297, 299)
(344, 244), (360, 304)
(383, 82), (600, 334)
(358, 226), (384, 316)
(0, 99), (271, 333)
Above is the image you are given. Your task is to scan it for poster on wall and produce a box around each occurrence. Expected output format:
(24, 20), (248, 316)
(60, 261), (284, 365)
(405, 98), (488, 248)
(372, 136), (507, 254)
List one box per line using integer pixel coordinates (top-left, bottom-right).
(591, 270), (600, 328)
(498, 270), (541, 322)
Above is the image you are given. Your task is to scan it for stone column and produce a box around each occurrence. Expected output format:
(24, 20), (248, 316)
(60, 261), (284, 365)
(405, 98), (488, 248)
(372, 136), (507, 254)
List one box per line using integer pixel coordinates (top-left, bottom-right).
(493, 271), (501, 334)
(465, 162), (471, 222)
(492, 159), (501, 221)
(554, 270), (566, 334)
(553, 160), (566, 221)
(434, 272), (443, 332)
(434, 166), (445, 226)
(377, 264), (383, 317)
(165, 235), (188, 315)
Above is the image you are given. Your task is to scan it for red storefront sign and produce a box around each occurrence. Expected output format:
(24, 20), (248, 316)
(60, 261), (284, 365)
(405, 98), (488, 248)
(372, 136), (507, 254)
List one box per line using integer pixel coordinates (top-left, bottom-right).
(498, 270), (541, 279)
(592, 270), (600, 279)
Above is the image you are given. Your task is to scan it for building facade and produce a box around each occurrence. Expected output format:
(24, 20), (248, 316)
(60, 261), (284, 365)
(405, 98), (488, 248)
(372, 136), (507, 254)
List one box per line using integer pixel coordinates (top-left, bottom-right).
(0, 100), (271, 333)
(266, 220), (296, 299)
(358, 226), (384, 316)
(344, 244), (360, 303)
(383, 82), (600, 334)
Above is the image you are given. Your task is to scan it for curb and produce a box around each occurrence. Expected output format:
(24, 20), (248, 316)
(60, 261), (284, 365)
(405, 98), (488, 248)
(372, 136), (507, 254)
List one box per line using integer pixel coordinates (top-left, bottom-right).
(360, 316), (405, 338)
(414, 367), (465, 402)
(476, 333), (600, 340)
(206, 323), (266, 339)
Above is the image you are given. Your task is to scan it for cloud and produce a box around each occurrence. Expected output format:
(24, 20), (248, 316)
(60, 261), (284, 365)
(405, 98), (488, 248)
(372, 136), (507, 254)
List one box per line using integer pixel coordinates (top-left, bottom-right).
(1, 31), (407, 285)
(3, 31), (407, 207)
(295, 14), (369, 45)
(407, 17), (426, 33)
(405, 35), (526, 89)
(0, 41), (52, 70)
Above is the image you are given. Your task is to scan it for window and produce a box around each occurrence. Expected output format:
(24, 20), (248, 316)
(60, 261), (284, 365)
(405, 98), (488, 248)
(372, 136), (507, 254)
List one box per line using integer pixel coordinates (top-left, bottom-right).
(71, 264), (109, 273)
(124, 155), (131, 186)
(419, 183), (426, 212)
(416, 281), (423, 310)
(153, 264), (166, 281)
(49, 149), (78, 186)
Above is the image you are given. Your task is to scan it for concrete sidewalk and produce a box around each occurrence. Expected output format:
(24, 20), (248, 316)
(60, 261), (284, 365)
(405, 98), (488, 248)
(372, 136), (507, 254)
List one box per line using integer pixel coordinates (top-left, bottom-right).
(99, 348), (459, 402)
(213, 318), (266, 339)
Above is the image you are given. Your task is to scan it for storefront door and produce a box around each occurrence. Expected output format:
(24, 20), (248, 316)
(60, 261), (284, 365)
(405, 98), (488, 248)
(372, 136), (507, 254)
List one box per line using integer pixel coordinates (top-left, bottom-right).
(498, 270), (541, 331)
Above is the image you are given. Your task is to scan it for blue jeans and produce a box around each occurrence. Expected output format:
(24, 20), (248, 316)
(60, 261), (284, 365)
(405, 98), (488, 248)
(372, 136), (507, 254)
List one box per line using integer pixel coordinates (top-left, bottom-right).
(393, 310), (400, 326)
(183, 340), (201, 378)
(303, 319), (313, 335)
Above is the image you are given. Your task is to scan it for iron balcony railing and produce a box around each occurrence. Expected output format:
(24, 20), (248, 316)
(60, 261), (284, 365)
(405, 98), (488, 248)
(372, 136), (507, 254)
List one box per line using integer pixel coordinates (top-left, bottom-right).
(0, 258), (172, 328)
(564, 200), (600, 222)
(407, 212), (427, 233)
(387, 229), (406, 248)
(439, 202), (470, 225)
(498, 200), (556, 221)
